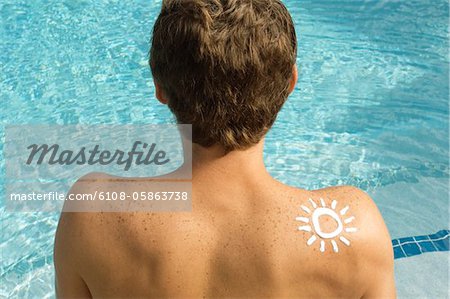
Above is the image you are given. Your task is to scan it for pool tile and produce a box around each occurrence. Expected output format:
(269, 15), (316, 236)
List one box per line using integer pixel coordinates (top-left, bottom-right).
(398, 237), (414, 244)
(418, 241), (437, 253)
(402, 243), (421, 257)
(393, 246), (406, 259)
(392, 229), (450, 260)
(433, 230), (449, 239)
(433, 237), (449, 251)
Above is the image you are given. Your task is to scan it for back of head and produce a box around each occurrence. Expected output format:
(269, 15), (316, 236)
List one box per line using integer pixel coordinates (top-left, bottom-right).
(150, 0), (297, 151)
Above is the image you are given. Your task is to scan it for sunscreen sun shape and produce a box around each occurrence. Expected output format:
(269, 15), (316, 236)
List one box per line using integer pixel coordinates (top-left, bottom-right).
(296, 198), (357, 253)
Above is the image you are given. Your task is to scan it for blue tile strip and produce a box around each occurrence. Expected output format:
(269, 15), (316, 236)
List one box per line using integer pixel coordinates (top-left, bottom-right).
(392, 229), (449, 259)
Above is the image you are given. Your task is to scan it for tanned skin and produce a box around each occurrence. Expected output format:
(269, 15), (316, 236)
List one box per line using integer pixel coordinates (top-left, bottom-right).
(54, 67), (396, 298)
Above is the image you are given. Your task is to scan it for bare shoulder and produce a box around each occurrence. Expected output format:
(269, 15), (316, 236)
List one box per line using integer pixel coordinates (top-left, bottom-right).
(68, 171), (114, 193)
(56, 171), (111, 235)
(311, 185), (396, 297)
(55, 172), (111, 260)
(55, 172), (119, 265)
(54, 172), (131, 296)
(312, 185), (391, 252)
(312, 185), (390, 244)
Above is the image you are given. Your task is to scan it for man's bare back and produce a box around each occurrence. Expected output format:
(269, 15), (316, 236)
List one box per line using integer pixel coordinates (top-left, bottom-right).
(54, 0), (396, 296)
(54, 148), (395, 298)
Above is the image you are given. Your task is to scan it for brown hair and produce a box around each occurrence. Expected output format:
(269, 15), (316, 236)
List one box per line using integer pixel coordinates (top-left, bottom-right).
(150, 0), (297, 151)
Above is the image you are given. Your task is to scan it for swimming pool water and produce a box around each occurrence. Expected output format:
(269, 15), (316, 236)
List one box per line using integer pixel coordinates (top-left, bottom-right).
(0, 0), (448, 297)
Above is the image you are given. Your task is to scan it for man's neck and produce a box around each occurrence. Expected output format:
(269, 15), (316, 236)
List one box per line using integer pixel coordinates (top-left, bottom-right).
(191, 139), (272, 185)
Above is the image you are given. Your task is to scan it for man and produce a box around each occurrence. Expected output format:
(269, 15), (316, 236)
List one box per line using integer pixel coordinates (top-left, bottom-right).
(54, 0), (396, 297)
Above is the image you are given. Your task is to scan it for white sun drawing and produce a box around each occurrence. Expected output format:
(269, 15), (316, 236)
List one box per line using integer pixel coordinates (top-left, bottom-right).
(296, 198), (357, 253)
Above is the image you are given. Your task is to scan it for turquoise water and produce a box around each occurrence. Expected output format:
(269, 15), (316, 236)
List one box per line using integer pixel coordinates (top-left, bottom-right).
(0, 0), (448, 297)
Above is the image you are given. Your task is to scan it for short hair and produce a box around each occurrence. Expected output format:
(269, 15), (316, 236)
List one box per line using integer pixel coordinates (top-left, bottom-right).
(150, 0), (297, 151)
